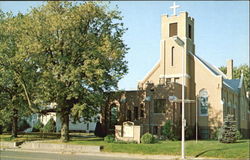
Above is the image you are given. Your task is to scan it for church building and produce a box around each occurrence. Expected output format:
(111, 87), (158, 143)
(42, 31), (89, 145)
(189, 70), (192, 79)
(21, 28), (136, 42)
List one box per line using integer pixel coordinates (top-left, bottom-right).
(101, 5), (250, 139)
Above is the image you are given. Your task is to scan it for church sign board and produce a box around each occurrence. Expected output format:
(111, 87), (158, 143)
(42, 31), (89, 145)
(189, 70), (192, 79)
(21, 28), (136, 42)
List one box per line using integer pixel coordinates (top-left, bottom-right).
(123, 121), (134, 138)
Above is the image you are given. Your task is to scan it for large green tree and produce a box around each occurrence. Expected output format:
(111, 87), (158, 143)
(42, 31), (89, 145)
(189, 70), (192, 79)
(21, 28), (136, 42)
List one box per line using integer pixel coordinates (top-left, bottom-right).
(219, 64), (249, 91)
(0, 2), (128, 141)
(0, 11), (31, 137)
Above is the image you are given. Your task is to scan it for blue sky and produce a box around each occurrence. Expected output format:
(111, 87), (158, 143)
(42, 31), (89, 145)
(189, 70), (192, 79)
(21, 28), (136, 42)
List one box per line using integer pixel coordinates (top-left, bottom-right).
(0, 1), (249, 90)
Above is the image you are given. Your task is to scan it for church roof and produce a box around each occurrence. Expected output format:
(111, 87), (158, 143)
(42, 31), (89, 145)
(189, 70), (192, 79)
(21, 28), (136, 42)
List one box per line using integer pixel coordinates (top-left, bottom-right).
(190, 52), (241, 93)
(223, 79), (241, 92)
(191, 52), (227, 78)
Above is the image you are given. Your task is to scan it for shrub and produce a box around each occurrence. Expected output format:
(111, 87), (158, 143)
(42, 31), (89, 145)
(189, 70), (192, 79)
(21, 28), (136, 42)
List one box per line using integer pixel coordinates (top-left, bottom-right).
(104, 135), (115, 143)
(43, 118), (56, 133)
(141, 132), (154, 144)
(162, 120), (175, 140)
(18, 119), (30, 131)
(219, 114), (238, 143)
(236, 130), (242, 140)
(32, 120), (44, 132)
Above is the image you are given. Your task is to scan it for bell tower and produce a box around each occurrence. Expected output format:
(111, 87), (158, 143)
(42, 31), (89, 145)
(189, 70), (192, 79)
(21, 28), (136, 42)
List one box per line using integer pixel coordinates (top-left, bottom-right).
(159, 6), (195, 83)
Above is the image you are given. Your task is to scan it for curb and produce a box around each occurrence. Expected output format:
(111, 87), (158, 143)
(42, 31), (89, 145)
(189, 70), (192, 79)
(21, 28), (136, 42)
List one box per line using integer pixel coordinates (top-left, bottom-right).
(1, 148), (180, 160)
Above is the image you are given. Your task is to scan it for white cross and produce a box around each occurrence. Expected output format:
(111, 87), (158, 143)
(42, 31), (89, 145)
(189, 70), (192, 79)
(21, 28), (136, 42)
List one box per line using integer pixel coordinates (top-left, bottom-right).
(170, 2), (180, 16)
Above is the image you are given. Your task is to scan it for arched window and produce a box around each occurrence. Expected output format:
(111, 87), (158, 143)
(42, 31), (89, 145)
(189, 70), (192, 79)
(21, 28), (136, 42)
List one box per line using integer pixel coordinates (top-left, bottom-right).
(199, 89), (208, 116)
(171, 47), (174, 66)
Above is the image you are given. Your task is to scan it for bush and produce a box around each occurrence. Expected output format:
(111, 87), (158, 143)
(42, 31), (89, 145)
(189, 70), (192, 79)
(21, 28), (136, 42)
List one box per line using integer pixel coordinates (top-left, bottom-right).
(104, 135), (115, 143)
(236, 130), (242, 140)
(141, 132), (154, 144)
(219, 114), (238, 143)
(32, 120), (44, 132)
(43, 118), (56, 133)
(162, 120), (175, 140)
(18, 119), (30, 131)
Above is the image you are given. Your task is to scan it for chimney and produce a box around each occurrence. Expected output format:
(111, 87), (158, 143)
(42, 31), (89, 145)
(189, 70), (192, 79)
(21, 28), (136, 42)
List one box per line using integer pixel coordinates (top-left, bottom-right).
(227, 59), (233, 79)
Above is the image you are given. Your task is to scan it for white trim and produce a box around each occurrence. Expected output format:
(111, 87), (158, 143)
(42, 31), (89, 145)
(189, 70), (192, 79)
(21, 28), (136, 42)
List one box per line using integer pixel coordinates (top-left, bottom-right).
(188, 51), (221, 78)
(159, 73), (191, 79)
(223, 81), (237, 91)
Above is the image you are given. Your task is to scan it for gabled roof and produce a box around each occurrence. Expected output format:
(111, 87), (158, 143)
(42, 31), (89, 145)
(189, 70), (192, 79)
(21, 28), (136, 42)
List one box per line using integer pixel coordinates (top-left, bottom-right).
(223, 79), (241, 92)
(189, 52), (241, 93)
(190, 52), (227, 78)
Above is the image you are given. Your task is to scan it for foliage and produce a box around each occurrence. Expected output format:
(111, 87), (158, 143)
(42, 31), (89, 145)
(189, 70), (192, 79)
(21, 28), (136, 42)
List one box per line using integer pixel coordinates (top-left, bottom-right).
(0, 1), (128, 141)
(141, 132), (154, 144)
(219, 114), (238, 143)
(235, 130), (242, 140)
(18, 119), (30, 131)
(0, 9), (35, 137)
(0, 107), (12, 133)
(219, 64), (249, 91)
(43, 118), (56, 133)
(162, 120), (175, 140)
(104, 135), (115, 143)
(32, 120), (44, 132)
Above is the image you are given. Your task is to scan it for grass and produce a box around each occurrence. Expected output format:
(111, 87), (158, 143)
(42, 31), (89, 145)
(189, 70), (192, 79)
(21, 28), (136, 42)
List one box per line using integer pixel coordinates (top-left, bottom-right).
(67, 137), (250, 158)
(1, 133), (249, 158)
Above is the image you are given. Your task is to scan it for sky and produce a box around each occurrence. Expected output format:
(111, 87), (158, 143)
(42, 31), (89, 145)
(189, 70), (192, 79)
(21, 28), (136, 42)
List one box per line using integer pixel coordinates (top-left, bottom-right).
(0, 1), (249, 90)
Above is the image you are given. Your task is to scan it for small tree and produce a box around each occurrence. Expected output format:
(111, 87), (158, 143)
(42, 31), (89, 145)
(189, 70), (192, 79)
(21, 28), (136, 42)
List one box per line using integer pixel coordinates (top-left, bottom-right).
(162, 120), (175, 140)
(43, 118), (56, 133)
(32, 120), (44, 132)
(219, 114), (238, 143)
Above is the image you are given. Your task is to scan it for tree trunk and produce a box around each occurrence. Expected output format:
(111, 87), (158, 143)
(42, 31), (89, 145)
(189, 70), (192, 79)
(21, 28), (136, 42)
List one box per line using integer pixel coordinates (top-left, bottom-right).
(60, 110), (69, 142)
(11, 109), (18, 138)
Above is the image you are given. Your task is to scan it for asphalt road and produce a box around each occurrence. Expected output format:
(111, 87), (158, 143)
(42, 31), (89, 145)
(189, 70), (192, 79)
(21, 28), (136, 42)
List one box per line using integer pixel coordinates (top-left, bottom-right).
(0, 150), (147, 160)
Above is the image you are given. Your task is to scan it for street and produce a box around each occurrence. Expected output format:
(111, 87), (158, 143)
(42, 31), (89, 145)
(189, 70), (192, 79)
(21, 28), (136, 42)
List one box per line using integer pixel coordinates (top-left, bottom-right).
(0, 150), (156, 160)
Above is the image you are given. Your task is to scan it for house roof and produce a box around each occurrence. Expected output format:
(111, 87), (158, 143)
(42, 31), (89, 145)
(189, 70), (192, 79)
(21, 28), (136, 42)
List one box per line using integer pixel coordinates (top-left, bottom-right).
(190, 52), (242, 93)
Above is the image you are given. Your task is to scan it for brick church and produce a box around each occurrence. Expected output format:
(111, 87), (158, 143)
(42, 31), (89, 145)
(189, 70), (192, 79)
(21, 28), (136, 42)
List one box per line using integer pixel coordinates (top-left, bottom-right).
(101, 5), (250, 139)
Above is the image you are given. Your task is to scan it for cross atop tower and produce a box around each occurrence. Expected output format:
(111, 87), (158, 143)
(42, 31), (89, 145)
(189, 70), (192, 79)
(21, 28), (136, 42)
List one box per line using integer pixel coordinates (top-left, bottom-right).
(170, 2), (180, 16)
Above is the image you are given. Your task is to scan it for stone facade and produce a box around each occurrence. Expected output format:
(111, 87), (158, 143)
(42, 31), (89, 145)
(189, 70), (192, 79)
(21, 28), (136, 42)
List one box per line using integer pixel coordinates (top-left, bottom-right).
(101, 11), (250, 139)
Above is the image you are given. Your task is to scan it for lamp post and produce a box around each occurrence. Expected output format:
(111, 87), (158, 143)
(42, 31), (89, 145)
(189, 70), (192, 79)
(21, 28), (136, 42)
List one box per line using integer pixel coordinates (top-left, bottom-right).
(173, 36), (185, 159)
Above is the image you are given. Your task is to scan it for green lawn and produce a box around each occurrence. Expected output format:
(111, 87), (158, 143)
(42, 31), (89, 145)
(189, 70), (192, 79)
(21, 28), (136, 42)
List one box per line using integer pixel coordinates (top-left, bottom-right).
(1, 133), (249, 158)
(68, 138), (249, 158)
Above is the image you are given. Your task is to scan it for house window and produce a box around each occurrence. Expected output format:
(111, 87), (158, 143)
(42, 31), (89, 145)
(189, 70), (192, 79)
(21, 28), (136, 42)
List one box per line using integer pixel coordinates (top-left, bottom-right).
(153, 126), (158, 135)
(154, 99), (166, 113)
(171, 47), (174, 66)
(188, 24), (192, 39)
(169, 23), (177, 37)
(199, 89), (208, 116)
(127, 110), (132, 121)
(134, 106), (139, 120)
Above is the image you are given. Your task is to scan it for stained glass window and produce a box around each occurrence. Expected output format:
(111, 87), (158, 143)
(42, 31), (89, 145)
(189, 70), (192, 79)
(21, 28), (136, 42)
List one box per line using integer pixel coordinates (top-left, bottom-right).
(199, 89), (208, 116)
